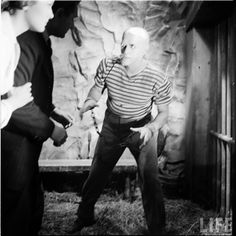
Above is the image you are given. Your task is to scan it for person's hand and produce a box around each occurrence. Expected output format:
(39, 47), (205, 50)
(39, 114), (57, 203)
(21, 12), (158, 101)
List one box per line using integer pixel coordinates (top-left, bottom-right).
(51, 108), (74, 128)
(130, 126), (153, 149)
(8, 82), (33, 110)
(50, 125), (68, 146)
(79, 99), (98, 120)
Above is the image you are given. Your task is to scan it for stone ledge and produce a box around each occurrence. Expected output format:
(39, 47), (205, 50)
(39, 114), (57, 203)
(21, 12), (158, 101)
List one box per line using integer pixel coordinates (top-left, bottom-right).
(39, 159), (137, 173)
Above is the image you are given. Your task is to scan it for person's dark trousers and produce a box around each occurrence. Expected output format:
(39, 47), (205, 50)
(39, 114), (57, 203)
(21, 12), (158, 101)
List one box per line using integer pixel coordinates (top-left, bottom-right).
(1, 130), (44, 236)
(29, 163), (45, 236)
(78, 109), (166, 234)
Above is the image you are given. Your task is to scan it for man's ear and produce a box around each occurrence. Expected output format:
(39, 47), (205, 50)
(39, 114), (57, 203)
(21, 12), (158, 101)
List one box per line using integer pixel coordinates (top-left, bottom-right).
(22, 5), (29, 11)
(54, 8), (65, 18)
(22, 1), (35, 11)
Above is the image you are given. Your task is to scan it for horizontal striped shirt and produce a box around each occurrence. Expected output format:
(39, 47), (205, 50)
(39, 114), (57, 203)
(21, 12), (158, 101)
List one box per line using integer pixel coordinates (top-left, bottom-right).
(94, 58), (172, 121)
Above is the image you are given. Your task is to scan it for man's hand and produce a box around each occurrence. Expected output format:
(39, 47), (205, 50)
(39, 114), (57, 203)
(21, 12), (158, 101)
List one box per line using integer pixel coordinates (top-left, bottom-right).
(130, 126), (153, 149)
(8, 82), (33, 110)
(79, 99), (98, 120)
(51, 108), (74, 129)
(50, 125), (68, 146)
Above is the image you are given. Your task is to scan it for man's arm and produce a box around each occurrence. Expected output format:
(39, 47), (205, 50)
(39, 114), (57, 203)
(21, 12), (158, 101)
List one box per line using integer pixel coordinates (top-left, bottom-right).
(5, 32), (54, 141)
(0, 84), (33, 129)
(79, 58), (107, 119)
(145, 104), (169, 134)
(6, 31), (66, 145)
(79, 84), (103, 119)
(130, 104), (169, 149)
(7, 101), (55, 142)
(131, 73), (172, 149)
(50, 107), (74, 129)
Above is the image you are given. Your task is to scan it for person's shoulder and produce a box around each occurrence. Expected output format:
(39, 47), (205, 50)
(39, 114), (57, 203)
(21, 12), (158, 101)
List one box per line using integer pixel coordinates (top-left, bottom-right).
(98, 56), (117, 67)
(101, 56), (115, 64)
(146, 62), (166, 81)
(17, 31), (43, 47)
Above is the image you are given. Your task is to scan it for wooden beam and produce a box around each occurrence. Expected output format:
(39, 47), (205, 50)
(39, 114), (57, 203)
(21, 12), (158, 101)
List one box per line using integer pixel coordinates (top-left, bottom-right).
(210, 131), (235, 144)
(39, 159), (137, 173)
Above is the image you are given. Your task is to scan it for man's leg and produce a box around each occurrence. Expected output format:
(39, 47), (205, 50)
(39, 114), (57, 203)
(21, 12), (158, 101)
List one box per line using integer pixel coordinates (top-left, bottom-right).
(129, 132), (166, 235)
(2, 186), (31, 236)
(30, 162), (45, 236)
(77, 121), (126, 222)
(1, 131), (36, 236)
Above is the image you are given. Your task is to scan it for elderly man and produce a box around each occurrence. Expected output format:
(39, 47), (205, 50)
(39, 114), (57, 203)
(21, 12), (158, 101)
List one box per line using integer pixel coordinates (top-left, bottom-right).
(72, 27), (172, 235)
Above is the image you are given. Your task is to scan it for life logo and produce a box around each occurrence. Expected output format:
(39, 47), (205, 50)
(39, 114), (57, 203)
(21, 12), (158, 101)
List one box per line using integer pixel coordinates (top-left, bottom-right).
(200, 217), (232, 235)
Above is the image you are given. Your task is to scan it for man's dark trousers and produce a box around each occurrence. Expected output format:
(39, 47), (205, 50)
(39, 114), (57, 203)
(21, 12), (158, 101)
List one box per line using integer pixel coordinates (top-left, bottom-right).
(1, 130), (44, 236)
(78, 109), (166, 234)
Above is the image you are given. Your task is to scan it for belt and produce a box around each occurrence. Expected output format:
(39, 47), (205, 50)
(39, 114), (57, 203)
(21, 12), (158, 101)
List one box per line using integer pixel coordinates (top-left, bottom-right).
(106, 109), (151, 126)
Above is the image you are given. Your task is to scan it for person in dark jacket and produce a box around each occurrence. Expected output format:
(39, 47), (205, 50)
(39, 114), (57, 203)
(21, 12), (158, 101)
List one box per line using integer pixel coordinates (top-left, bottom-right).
(1, 1), (79, 235)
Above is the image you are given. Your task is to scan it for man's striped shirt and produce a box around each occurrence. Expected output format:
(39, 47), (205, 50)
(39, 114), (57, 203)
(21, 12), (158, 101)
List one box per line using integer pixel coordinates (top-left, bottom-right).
(94, 58), (172, 121)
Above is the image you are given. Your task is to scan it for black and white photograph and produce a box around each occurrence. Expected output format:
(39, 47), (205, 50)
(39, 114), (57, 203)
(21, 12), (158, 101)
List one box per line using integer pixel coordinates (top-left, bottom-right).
(0, 0), (235, 235)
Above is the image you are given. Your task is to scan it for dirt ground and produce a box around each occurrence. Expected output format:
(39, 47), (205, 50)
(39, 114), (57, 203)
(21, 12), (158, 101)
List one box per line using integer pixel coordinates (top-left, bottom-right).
(39, 191), (218, 235)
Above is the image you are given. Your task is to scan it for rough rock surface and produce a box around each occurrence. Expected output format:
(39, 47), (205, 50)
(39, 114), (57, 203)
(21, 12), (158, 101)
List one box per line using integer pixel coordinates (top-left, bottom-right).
(40, 0), (187, 179)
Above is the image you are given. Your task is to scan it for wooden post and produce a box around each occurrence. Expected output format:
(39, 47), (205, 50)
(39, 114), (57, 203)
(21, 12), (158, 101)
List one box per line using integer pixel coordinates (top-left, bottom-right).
(216, 24), (222, 213)
(124, 174), (131, 200)
(211, 27), (218, 210)
(225, 16), (233, 217)
(220, 21), (227, 216)
(131, 172), (140, 202)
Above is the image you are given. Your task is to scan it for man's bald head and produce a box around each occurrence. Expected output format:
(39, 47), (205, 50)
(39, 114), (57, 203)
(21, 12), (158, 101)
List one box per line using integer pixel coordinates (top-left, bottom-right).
(122, 27), (150, 46)
(120, 27), (150, 67)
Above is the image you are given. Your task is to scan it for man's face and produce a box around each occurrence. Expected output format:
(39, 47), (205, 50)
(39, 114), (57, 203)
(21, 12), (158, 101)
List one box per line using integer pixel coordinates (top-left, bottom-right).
(120, 32), (147, 67)
(52, 7), (78, 38)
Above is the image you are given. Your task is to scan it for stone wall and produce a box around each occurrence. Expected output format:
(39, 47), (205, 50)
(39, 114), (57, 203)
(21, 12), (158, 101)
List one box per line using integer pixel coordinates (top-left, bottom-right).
(40, 0), (187, 176)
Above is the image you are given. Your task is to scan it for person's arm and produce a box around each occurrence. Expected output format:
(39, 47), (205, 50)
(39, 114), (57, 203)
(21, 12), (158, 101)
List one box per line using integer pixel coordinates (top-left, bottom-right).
(79, 59), (107, 119)
(130, 105), (169, 149)
(0, 32), (33, 128)
(131, 76), (172, 149)
(1, 83), (33, 129)
(7, 101), (55, 140)
(5, 32), (65, 143)
(145, 104), (169, 134)
(1, 100), (14, 129)
(50, 107), (74, 128)
(79, 84), (103, 119)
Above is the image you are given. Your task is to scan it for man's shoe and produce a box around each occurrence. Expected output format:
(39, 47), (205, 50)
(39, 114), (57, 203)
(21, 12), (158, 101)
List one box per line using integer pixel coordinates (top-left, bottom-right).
(68, 218), (97, 233)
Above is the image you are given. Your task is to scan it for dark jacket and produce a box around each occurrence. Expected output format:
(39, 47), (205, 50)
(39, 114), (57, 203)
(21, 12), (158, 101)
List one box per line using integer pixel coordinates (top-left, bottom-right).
(1, 31), (55, 235)
(4, 31), (55, 143)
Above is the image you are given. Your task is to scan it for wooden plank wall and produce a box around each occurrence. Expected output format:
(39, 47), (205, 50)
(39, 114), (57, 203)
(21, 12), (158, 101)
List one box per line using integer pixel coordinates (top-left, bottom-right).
(209, 11), (235, 216)
(184, 27), (214, 207)
(186, 6), (235, 214)
(215, 11), (235, 216)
